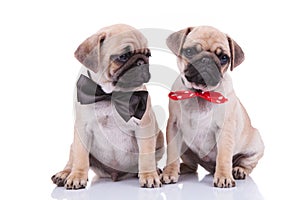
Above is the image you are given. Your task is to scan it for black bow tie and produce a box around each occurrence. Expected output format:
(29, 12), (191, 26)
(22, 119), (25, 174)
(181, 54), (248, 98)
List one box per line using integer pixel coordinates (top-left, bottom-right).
(76, 75), (148, 122)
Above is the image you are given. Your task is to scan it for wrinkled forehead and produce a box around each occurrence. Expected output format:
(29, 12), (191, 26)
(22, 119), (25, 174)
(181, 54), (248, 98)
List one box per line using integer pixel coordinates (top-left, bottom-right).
(103, 29), (148, 54)
(183, 27), (229, 53)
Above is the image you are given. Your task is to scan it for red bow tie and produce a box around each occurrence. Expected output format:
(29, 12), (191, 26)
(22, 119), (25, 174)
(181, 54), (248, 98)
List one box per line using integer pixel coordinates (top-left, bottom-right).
(168, 90), (228, 104)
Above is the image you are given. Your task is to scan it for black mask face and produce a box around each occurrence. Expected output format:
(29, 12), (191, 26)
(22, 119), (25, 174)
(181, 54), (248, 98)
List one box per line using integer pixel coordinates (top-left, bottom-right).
(112, 53), (151, 88)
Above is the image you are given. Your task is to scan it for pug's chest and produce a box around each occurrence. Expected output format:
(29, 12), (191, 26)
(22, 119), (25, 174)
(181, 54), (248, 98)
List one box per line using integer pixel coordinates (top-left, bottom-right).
(93, 101), (140, 130)
(179, 99), (222, 159)
(87, 101), (141, 152)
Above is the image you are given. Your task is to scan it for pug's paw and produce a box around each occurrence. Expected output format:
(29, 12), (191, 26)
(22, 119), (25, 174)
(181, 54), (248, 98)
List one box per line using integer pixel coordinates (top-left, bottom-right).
(139, 171), (162, 188)
(64, 170), (88, 190)
(51, 169), (71, 187)
(213, 172), (236, 188)
(232, 166), (247, 180)
(161, 165), (180, 184)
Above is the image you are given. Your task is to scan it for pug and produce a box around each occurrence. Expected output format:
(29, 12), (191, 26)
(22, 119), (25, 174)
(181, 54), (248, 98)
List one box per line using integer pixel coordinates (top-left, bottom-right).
(162, 26), (264, 188)
(51, 24), (164, 189)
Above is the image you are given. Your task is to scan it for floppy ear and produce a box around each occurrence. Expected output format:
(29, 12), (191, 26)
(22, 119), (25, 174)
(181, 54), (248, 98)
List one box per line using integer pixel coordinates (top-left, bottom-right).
(166, 27), (194, 56)
(74, 32), (106, 73)
(227, 35), (245, 71)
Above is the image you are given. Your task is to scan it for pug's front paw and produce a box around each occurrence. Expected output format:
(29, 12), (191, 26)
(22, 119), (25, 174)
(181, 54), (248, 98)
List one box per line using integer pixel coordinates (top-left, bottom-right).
(64, 170), (88, 190)
(139, 172), (162, 188)
(213, 172), (236, 188)
(51, 169), (71, 187)
(161, 165), (180, 184)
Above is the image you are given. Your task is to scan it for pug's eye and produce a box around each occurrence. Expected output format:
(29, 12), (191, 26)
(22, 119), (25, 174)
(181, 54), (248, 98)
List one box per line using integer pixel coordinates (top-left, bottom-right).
(183, 47), (197, 58)
(118, 52), (132, 62)
(219, 54), (229, 65)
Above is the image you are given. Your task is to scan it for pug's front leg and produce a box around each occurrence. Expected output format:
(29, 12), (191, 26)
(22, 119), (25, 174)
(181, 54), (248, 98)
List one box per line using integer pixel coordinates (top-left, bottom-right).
(214, 130), (235, 188)
(162, 116), (181, 184)
(137, 136), (162, 188)
(65, 129), (89, 190)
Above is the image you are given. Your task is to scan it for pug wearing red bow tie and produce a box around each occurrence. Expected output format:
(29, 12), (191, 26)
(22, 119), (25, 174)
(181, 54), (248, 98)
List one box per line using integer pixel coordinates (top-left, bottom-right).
(51, 24), (164, 189)
(162, 26), (264, 188)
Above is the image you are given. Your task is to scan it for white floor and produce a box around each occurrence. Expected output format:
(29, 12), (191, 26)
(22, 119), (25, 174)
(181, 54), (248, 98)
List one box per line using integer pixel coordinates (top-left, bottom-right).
(51, 173), (263, 200)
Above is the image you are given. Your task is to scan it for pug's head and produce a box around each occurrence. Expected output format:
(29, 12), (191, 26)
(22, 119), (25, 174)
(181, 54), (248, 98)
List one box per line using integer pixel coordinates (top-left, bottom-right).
(166, 26), (244, 91)
(75, 24), (151, 93)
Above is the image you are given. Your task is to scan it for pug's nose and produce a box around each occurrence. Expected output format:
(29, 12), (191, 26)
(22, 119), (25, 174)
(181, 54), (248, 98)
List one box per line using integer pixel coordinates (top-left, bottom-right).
(201, 57), (213, 64)
(136, 59), (145, 66)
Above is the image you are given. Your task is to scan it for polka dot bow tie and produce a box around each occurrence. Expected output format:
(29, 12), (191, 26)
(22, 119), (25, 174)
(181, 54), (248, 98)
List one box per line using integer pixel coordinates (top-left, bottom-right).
(168, 90), (228, 104)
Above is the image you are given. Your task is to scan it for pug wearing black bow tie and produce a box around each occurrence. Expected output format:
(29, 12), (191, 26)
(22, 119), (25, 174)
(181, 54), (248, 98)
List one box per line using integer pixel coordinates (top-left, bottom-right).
(51, 24), (164, 189)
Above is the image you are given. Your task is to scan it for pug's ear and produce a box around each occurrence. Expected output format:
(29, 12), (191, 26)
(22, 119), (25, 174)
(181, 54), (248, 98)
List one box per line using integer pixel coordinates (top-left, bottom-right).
(166, 27), (194, 56)
(74, 32), (106, 73)
(227, 35), (245, 71)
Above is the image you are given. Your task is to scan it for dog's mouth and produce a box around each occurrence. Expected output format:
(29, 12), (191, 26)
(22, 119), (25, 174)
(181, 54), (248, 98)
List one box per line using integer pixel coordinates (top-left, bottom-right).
(112, 53), (151, 88)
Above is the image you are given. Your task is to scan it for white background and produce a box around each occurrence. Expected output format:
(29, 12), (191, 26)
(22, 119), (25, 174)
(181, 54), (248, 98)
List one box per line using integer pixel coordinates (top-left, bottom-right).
(0, 0), (299, 199)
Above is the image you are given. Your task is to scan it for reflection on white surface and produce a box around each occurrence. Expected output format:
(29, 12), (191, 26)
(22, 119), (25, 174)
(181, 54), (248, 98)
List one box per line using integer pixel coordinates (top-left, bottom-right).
(51, 173), (263, 200)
